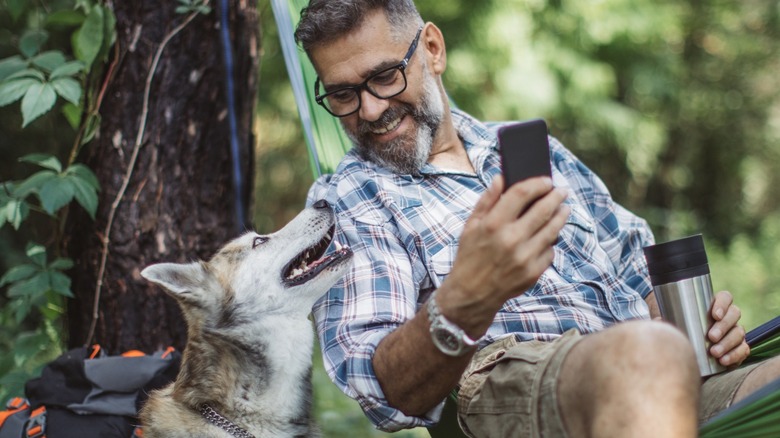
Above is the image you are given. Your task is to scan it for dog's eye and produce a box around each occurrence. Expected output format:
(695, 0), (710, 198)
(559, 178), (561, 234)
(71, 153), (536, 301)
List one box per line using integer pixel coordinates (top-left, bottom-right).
(252, 236), (268, 248)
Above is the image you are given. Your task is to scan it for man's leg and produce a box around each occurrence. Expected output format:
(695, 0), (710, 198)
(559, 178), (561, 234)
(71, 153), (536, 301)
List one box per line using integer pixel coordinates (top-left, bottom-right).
(733, 355), (780, 400)
(557, 320), (701, 438)
(700, 354), (780, 422)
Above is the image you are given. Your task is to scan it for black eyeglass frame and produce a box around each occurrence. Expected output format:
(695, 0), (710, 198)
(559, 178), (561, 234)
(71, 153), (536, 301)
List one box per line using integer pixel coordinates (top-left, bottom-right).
(314, 26), (424, 118)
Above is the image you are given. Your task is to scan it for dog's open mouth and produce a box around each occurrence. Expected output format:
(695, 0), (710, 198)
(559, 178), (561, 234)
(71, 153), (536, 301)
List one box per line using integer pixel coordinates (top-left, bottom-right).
(283, 226), (352, 287)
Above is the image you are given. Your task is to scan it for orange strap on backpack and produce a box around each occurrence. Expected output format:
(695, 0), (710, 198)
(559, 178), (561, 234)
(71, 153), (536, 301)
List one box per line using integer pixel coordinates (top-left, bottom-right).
(0, 397), (29, 427)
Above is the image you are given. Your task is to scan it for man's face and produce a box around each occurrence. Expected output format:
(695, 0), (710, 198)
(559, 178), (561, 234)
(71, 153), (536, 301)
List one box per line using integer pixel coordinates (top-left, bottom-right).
(311, 12), (445, 174)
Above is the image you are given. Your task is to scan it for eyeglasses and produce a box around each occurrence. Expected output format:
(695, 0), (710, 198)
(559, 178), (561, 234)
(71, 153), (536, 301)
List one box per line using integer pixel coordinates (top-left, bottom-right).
(314, 26), (423, 118)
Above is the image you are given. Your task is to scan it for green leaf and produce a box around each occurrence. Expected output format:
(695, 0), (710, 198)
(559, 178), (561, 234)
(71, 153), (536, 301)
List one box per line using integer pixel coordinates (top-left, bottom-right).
(0, 264), (38, 287)
(38, 177), (75, 215)
(19, 30), (49, 58)
(48, 271), (73, 298)
(30, 51), (66, 72)
(50, 61), (86, 79)
(62, 103), (82, 129)
(25, 243), (47, 267)
(75, 0), (92, 13)
(4, 68), (45, 81)
(1, 199), (29, 230)
(73, 6), (104, 68)
(21, 82), (57, 127)
(45, 10), (86, 27)
(12, 298), (33, 324)
(0, 77), (39, 107)
(69, 174), (99, 219)
(66, 164), (100, 189)
(0, 56), (27, 81)
(51, 77), (82, 105)
(7, 0), (26, 22)
(49, 258), (74, 270)
(13, 170), (57, 198)
(19, 154), (62, 173)
(7, 273), (49, 298)
(99, 6), (117, 63)
(13, 331), (49, 365)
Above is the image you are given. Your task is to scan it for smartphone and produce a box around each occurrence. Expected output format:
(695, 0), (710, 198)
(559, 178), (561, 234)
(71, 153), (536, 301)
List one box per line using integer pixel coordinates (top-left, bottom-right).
(498, 119), (552, 192)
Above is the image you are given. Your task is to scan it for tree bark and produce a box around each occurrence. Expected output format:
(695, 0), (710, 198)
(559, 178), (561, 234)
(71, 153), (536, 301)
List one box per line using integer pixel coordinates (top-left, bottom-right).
(65, 0), (258, 354)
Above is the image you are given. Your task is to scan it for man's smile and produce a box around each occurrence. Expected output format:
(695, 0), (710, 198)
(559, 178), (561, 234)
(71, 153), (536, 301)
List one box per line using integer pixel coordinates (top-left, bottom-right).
(370, 114), (404, 135)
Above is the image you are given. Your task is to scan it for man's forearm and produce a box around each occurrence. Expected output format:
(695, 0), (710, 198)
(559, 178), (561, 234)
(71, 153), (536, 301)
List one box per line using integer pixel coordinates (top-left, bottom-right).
(372, 306), (474, 416)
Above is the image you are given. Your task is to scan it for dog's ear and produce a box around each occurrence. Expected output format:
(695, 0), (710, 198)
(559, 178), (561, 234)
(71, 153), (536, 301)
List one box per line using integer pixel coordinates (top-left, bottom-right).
(141, 262), (208, 302)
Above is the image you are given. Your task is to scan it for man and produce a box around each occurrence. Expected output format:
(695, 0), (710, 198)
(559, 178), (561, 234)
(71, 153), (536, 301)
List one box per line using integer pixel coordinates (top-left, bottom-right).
(294, 1), (780, 436)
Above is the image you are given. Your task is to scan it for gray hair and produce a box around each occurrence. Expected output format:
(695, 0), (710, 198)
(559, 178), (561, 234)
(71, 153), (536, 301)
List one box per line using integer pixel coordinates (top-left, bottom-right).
(295, 0), (423, 55)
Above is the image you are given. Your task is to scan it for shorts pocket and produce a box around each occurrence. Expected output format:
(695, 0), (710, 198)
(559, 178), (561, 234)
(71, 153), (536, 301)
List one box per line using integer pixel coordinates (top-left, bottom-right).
(463, 340), (548, 416)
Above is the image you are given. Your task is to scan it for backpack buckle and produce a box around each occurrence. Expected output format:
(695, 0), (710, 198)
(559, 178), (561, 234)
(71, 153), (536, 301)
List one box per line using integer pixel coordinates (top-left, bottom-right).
(25, 406), (46, 438)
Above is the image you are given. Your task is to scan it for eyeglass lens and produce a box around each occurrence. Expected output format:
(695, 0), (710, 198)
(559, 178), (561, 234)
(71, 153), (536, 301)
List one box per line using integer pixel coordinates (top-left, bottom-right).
(321, 66), (407, 116)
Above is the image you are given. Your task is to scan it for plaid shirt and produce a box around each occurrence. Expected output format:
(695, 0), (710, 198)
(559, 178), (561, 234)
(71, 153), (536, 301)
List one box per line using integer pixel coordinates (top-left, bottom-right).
(307, 109), (654, 431)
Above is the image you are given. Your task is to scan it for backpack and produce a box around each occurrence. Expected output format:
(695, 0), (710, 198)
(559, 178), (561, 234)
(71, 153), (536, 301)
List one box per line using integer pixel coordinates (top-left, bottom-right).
(0, 345), (180, 438)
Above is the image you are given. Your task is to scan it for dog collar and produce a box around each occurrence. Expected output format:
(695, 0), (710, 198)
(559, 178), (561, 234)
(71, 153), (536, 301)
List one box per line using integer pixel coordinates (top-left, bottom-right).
(200, 403), (256, 438)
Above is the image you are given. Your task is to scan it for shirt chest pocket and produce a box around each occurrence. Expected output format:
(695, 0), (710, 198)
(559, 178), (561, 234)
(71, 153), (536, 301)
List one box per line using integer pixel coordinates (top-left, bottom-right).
(428, 241), (457, 288)
(552, 201), (600, 275)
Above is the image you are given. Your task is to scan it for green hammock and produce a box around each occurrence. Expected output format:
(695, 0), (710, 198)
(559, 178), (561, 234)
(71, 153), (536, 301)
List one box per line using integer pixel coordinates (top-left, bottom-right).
(269, 1), (780, 436)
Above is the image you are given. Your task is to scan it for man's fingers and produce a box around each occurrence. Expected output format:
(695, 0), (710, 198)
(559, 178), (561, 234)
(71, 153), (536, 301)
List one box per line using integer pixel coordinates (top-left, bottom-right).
(709, 303), (741, 343)
(500, 176), (554, 220)
(715, 340), (750, 367)
(710, 324), (747, 358)
(512, 202), (570, 275)
(510, 186), (568, 240)
(711, 290), (734, 321)
(472, 176), (504, 219)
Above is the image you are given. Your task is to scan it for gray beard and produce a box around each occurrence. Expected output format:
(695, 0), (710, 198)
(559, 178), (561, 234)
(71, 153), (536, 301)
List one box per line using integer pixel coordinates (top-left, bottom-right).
(344, 72), (444, 175)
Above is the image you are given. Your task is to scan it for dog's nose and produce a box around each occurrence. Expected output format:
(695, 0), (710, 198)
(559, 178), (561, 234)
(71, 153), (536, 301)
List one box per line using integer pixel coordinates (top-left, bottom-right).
(313, 199), (329, 210)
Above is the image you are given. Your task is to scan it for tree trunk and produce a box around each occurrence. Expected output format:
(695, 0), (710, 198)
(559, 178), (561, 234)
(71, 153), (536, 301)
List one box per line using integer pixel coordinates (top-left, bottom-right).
(65, 0), (258, 354)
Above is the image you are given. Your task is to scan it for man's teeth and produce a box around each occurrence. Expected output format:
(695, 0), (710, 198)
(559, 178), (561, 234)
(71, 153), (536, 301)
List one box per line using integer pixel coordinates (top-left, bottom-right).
(371, 117), (402, 135)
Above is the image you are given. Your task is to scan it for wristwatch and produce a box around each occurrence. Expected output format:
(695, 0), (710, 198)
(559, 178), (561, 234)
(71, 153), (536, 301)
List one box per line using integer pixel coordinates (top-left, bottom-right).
(426, 292), (480, 357)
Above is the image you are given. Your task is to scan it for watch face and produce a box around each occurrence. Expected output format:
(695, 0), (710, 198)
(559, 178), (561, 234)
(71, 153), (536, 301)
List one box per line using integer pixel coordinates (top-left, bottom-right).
(434, 328), (462, 354)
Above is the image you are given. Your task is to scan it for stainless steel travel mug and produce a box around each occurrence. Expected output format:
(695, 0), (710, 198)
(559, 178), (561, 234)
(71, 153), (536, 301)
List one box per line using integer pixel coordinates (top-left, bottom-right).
(643, 234), (727, 376)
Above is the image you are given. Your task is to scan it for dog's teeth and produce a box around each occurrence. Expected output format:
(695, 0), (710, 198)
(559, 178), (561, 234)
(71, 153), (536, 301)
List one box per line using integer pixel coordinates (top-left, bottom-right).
(335, 241), (342, 251)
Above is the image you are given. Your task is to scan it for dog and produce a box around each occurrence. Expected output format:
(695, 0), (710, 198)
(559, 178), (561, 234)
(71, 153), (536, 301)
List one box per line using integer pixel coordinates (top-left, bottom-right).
(139, 200), (352, 437)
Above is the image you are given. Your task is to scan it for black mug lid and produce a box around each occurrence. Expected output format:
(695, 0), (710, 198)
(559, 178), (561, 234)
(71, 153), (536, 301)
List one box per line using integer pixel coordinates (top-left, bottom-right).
(643, 234), (709, 284)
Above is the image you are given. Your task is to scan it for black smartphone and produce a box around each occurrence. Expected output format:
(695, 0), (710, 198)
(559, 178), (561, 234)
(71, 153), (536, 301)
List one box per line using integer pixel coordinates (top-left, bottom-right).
(498, 119), (552, 192)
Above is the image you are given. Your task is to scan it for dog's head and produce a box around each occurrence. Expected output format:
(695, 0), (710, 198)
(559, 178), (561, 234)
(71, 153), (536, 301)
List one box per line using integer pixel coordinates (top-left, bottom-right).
(140, 201), (353, 324)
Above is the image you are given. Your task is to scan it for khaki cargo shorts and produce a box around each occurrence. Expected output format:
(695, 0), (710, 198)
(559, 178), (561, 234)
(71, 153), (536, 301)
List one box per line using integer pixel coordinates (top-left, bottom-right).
(456, 329), (762, 438)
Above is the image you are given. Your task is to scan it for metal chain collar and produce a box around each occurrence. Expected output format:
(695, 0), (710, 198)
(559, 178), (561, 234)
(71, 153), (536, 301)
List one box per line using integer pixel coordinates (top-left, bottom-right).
(199, 403), (256, 438)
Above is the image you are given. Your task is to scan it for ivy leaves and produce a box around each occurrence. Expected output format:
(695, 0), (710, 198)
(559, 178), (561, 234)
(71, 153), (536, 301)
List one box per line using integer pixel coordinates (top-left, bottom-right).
(0, 154), (100, 230)
(0, 244), (74, 324)
(0, 3), (115, 127)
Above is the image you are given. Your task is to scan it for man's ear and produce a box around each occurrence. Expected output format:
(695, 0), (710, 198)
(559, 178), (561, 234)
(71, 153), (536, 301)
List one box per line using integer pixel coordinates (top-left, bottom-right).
(141, 262), (208, 302)
(422, 22), (446, 75)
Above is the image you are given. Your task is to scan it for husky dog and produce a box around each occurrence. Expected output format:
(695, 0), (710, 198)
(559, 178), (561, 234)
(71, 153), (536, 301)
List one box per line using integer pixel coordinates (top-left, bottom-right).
(139, 200), (352, 438)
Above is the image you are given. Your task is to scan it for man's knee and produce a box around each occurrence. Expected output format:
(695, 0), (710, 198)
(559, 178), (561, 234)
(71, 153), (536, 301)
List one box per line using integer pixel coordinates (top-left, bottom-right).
(560, 321), (700, 407)
(595, 320), (699, 378)
(558, 321), (701, 436)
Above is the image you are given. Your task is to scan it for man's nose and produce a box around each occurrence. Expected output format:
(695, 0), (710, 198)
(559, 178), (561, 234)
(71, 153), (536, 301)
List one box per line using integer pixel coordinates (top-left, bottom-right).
(358, 90), (390, 122)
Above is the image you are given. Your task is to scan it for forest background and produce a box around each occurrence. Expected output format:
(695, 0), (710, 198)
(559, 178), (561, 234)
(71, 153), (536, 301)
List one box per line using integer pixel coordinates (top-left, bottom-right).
(2, 0), (780, 436)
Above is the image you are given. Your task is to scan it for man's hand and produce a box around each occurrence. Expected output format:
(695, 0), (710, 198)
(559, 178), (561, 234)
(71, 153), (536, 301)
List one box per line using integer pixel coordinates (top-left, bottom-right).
(436, 175), (569, 339)
(708, 290), (750, 366)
